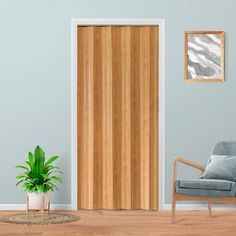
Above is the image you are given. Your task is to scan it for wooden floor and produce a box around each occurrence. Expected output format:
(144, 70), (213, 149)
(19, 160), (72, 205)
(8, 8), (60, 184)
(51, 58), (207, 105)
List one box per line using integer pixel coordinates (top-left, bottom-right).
(1, 210), (236, 235)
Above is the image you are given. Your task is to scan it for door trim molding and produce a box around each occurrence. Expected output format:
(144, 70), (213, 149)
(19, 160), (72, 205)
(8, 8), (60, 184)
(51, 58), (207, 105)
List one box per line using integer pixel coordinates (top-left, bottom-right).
(71, 19), (165, 210)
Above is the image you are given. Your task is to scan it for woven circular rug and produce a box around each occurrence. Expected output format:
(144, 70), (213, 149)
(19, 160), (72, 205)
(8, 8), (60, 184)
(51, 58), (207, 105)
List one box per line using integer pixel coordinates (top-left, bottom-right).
(0, 213), (80, 225)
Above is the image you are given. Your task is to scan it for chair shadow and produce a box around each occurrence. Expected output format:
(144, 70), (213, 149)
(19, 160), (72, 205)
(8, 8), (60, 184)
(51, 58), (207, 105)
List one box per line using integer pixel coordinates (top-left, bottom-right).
(173, 214), (220, 224)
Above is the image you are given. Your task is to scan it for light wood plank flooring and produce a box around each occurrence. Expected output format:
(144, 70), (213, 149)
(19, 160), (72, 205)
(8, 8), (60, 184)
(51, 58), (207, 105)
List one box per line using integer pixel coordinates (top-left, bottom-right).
(0, 210), (236, 235)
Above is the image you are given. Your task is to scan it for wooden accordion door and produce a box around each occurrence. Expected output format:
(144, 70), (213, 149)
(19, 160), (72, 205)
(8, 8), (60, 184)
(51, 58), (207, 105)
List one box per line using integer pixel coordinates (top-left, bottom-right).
(77, 25), (158, 210)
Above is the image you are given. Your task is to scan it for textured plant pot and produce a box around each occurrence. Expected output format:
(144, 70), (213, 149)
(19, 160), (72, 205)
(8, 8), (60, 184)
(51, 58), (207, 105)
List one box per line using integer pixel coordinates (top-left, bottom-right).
(27, 192), (50, 210)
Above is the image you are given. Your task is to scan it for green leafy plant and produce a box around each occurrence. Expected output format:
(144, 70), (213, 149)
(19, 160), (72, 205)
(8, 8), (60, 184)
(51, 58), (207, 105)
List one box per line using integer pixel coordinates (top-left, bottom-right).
(16, 145), (63, 193)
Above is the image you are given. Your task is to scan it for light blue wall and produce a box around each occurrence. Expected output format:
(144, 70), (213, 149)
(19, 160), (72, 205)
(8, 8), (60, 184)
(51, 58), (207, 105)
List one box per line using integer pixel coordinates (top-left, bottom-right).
(0, 0), (235, 205)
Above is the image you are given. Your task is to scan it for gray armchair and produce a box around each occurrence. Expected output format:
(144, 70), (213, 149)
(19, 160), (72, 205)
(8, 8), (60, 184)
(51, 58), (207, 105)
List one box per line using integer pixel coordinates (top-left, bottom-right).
(172, 141), (236, 223)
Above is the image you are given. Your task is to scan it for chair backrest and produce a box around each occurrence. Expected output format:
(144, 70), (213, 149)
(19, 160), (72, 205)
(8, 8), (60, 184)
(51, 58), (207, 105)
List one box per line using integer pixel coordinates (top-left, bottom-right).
(211, 141), (236, 156)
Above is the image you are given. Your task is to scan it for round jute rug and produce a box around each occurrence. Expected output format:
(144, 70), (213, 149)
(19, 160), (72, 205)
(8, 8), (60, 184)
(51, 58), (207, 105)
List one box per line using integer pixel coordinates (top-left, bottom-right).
(0, 213), (80, 225)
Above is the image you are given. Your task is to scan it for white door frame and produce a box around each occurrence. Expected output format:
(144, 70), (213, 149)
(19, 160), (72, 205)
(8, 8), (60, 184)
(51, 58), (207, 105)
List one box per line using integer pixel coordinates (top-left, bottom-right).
(71, 19), (165, 210)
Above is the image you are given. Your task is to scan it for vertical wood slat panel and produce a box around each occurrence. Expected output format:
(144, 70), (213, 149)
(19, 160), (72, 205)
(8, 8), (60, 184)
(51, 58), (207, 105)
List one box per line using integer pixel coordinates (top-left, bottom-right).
(140, 27), (151, 210)
(131, 27), (141, 209)
(101, 26), (113, 209)
(121, 27), (132, 209)
(112, 27), (122, 209)
(77, 26), (158, 210)
(77, 27), (94, 209)
(93, 27), (103, 209)
(77, 27), (84, 209)
(150, 26), (159, 210)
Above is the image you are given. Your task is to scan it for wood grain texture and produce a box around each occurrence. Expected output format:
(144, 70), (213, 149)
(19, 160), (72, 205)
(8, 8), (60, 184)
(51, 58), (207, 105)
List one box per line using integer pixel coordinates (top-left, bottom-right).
(77, 26), (159, 210)
(139, 27), (151, 210)
(112, 27), (122, 209)
(2, 210), (236, 236)
(77, 27), (94, 209)
(131, 27), (141, 209)
(121, 27), (132, 209)
(150, 26), (159, 210)
(101, 26), (113, 209)
(93, 27), (103, 209)
(85, 27), (94, 209)
(77, 26), (84, 209)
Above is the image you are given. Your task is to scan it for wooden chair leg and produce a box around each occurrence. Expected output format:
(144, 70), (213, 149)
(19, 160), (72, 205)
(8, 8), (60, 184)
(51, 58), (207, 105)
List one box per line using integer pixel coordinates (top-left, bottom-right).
(26, 195), (29, 219)
(172, 194), (176, 223)
(48, 198), (50, 215)
(41, 195), (45, 219)
(207, 201), (212, 216)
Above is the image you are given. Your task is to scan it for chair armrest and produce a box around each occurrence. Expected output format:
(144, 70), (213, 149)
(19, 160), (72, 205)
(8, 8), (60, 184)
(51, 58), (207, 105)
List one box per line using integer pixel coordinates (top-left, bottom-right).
(172, 157), (205, 188)
(174, 157), (205, 173)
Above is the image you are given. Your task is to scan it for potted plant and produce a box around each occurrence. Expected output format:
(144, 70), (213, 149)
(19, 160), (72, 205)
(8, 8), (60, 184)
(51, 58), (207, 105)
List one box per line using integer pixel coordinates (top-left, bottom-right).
(15, 145), (63, 210)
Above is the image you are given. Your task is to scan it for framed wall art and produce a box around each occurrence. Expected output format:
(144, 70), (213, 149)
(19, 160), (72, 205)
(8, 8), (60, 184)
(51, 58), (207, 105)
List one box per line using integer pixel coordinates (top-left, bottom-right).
(184, 31), (224, 82)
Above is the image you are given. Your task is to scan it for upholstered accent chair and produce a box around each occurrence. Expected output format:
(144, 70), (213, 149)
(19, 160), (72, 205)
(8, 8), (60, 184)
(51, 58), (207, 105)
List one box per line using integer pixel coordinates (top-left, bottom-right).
(172, 141), (236, 223)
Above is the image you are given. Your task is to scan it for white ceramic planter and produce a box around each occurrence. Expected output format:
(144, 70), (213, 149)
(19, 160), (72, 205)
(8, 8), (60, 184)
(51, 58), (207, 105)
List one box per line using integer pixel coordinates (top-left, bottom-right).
(27, 192), (50, 210)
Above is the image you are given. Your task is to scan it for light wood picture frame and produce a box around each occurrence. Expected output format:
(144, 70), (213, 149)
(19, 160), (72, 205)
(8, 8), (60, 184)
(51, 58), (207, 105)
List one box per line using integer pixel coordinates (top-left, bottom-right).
(184, 31), (224, 83)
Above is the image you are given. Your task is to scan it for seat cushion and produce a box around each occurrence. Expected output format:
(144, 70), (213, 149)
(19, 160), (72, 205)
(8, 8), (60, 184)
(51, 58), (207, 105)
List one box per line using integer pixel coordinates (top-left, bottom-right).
(176, 179), (236, 197)
(202, 155), (236, 182)
(179, 179), (232, 191)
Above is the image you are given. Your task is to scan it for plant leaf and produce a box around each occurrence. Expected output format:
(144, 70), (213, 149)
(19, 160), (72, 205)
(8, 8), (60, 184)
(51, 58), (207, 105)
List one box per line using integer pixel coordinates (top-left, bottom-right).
(49, 170), (63, 175)
(15, 165), (29, 171)
(28, 152), (35, 168)
(34, 146), (45, 164)
(48, 182), (59, 191)
(22, 182), (31, 191)
(45, 156), (58, 166)
(37, 185), (45, 193)
(41, 173), (48, 179)
(16, 146), (63, 193)
(16, 180), (24, 186)
(50, 176), (63, 183)
(34, 146), (45, 176)
(25, 161), (32, 169)
(16, 175), (26, 180)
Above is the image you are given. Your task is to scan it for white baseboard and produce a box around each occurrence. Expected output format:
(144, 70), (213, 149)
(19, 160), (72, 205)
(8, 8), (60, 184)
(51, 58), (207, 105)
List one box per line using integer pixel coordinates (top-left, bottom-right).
(0, 204), (72, 210)
(2, 203), (235, 211)
(163, 203), (236, 210)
